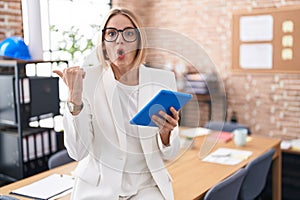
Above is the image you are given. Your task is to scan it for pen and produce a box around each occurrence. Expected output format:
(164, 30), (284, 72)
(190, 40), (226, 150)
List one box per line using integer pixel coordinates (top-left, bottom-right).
(211, 153), (231, 158)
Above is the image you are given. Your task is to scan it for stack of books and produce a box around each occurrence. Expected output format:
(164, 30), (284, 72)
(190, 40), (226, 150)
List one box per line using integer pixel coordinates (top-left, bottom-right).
(184, 73), (208, 94)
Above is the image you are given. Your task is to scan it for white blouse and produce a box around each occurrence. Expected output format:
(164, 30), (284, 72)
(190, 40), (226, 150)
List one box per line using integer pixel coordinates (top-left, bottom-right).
(116, 81), (156, 197)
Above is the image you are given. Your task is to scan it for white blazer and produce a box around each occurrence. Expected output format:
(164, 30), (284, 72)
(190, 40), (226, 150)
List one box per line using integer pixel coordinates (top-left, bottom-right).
(63, 63), (180, 200)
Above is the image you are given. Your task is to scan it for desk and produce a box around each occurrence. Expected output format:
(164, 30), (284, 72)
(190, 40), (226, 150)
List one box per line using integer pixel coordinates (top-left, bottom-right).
(168, 134), (281, 200)
(0, 133), (281, 200)
(0, 162), (75, 200)
(282, 147), (300, 155)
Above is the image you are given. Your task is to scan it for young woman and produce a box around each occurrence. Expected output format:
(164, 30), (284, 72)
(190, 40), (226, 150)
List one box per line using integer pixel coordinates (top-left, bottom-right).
(54, 7), (180, 200)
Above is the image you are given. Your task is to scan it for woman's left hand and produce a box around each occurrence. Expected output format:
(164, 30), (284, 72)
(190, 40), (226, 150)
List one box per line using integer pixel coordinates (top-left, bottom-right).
(151, 107), (179, 146)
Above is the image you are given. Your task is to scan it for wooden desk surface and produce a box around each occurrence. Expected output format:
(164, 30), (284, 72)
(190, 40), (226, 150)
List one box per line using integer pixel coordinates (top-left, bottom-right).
(0, 162), (76, 200)
(0, 132), (281, 200)
(167, 134), (281, 200)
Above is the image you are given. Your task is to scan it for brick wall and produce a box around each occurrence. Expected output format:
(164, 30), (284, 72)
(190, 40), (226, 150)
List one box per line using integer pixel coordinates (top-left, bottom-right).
(0, 0), (23, 41)
(113, 0), (300, 139)
(1, 0), (300, 139)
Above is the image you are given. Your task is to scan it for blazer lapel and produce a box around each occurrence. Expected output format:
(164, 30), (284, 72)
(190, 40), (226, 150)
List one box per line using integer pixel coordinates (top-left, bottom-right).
(102, 67), (127, 151)
(138, 65), (153, 111)
(94, 65), (158, 155)
(138, 66), (158, 156)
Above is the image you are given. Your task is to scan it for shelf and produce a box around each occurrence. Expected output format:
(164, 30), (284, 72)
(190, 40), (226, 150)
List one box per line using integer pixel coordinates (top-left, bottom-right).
(0, 60), (67, 182)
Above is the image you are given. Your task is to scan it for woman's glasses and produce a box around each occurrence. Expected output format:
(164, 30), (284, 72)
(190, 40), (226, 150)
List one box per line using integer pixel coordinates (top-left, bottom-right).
(102, 27), (139, 43)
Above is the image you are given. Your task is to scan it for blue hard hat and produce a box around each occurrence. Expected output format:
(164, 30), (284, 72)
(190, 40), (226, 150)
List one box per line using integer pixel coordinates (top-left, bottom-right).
(0, 36), (32, 60)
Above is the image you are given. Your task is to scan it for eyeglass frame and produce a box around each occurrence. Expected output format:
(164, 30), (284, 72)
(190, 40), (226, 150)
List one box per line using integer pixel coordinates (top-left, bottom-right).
(102, 27), (139, 43)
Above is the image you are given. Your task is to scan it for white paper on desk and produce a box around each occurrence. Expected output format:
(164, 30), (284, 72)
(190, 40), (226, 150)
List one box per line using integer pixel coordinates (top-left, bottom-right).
(202, 148), (253, 165)
(11, 174), (74, 200)
(281, 140), (292, 150)
(180, 127), (212, 138)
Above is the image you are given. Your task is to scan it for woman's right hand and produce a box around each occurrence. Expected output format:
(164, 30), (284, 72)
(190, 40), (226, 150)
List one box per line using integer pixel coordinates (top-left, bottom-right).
(53, 66), (85, 105)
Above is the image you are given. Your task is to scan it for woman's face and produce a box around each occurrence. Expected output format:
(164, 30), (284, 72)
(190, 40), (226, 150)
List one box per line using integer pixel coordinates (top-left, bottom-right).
(104, 14), (139, 70)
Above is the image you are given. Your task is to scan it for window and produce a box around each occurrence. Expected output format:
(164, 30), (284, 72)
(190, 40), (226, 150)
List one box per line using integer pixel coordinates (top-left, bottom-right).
(41, 0), (110, 62)
(23, 0), (110, 62)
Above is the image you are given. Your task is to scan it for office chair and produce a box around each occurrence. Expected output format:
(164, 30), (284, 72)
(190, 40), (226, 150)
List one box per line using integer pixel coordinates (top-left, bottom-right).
(204, 168), (247, 200)
(204, 121), (251, 135)
(48, 149), (74, 169)
(238, 148), (275, 200)
(0, 195), (19, 200)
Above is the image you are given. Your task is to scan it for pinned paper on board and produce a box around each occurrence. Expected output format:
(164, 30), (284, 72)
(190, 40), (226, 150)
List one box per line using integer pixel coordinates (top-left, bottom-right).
(232, 6), (300, 72)
(240, 44), (273, 69)
(240, 15), (274, 42)
(238, 15), (274, 69)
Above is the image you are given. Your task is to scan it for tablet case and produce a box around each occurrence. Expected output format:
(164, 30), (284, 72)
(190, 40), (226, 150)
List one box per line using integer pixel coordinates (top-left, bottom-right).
(130, 90), (192, 127)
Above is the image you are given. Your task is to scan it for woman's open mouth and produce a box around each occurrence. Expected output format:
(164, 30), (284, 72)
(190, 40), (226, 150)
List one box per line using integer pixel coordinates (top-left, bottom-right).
(117, 49), (125, 60)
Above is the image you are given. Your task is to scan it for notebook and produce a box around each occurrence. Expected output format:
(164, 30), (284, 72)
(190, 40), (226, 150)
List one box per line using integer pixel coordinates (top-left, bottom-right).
(10, 174), (74, 200)
(215, 131), (233, 143)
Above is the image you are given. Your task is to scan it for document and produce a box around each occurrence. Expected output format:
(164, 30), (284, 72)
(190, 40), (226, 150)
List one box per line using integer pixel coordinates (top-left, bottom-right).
(202, 148), (253, 165)
(239, 15), (273, 42)
(10, 174), (74, 200)
(180, 127), (212, 138)
(240, 43), (273, 69)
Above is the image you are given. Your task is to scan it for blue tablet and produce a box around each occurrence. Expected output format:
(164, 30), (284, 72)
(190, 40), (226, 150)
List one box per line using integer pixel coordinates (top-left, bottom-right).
(130, 90), (192, 127)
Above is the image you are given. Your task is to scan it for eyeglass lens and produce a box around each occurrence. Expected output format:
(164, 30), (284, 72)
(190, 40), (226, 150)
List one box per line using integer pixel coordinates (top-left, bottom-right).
(103, 28), (138, 42)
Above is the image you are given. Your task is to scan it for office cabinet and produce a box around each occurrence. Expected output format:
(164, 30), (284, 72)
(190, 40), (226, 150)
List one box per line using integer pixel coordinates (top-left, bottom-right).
(262, 151), (300, 200)
(0, 75), (60, 127)
(0, 127), (62, 180)
(0, 60), (67, 185)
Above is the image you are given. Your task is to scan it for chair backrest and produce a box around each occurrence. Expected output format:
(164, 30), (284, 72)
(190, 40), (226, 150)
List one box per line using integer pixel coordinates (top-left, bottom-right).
(204, 121), (251, 134)
(0, 195), (19, 200)
(239, 148), (275, 200)
(204, 168), (247, 200)
(48, 149), (74, 169)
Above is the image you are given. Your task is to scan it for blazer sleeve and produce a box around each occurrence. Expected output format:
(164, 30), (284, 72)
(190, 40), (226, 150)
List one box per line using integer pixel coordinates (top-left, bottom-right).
(157, 127), (181, 161)
(63, 97), (94, 161)
(63, 66), (99, 161)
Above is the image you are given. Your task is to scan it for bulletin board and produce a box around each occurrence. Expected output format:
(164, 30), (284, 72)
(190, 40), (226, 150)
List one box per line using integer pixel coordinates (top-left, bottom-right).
(232, 5), (300, 73)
